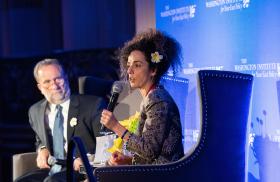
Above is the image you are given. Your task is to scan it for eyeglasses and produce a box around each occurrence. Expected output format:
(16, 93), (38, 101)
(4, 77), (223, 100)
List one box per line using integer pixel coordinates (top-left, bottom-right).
(39, 77), (65, 89)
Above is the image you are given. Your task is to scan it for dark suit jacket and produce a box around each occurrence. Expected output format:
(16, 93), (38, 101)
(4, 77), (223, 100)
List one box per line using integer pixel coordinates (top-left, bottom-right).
(28, 95), (106, 155)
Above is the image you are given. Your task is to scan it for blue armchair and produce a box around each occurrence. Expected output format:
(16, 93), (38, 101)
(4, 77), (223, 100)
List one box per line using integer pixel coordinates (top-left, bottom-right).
(93, 70), (253, 182)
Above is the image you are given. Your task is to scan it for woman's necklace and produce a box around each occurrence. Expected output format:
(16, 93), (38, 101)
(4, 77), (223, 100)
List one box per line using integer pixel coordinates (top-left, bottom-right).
(146, 84), (157, 97)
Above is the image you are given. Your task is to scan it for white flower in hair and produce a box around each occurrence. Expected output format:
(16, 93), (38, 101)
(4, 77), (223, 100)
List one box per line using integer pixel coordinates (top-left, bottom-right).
(151, 51), (163, 63)
(70, 117), (78, 127)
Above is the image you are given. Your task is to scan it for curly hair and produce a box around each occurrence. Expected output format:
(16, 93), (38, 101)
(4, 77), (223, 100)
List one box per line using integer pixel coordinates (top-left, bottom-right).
(119, 29), (182, 84)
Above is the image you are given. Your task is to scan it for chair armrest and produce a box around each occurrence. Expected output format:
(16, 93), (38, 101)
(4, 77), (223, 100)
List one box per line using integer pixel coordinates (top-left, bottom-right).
(13, 152), (38, 181)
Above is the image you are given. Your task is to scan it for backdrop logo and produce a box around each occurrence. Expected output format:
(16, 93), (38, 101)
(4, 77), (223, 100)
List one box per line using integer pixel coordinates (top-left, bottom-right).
(206, 0), (250, 13)
(160, 4), (196, 23)
(243, 0), (250, 8)
(234, 60), (280, 78)
(183, 64), (224, 75)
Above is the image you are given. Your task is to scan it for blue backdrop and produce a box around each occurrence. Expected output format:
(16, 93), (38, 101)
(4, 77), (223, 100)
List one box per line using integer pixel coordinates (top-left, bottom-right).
(156, 0), (280, 181)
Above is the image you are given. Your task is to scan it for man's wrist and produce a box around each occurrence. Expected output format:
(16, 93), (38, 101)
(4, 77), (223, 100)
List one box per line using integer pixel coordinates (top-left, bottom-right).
(38, 146), (47, 152)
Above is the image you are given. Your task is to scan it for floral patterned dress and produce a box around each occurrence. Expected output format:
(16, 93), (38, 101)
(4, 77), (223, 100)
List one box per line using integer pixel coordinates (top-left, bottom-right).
(126, 86), (184, 164)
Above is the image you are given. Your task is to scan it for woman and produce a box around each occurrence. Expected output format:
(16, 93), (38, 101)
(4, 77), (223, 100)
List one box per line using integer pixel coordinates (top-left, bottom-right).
(100, 29), (184, 165)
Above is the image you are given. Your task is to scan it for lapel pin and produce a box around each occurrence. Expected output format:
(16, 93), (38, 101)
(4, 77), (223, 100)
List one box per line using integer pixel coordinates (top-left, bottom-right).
(70, 117), (78, 127)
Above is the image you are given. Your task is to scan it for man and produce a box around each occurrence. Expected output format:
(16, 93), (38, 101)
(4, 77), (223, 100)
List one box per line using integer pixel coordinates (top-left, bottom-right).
(15, 58), (105, 182)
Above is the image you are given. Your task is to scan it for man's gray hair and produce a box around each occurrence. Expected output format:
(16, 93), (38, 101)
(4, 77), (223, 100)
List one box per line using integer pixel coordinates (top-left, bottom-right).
(33, 58), (65, 82)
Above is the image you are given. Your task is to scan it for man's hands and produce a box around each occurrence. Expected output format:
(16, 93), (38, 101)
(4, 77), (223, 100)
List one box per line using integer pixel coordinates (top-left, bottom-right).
(36, 147), (83, 171)
(36, 148), (50, 169)
(73, 157), (83, 171)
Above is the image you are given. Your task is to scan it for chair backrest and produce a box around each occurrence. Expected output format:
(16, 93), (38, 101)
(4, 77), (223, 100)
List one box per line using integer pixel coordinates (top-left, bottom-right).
(78, 76), (143, 120)
(78, 76), (114, 99)
(94, 70), (253, 182)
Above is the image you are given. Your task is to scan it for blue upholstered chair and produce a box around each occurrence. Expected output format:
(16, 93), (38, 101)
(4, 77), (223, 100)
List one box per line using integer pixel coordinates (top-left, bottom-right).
(92, 70), (253, 182)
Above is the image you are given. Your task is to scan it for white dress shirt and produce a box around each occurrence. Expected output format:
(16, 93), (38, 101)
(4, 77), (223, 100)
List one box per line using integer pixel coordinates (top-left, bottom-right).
(45, 99), (70, 152)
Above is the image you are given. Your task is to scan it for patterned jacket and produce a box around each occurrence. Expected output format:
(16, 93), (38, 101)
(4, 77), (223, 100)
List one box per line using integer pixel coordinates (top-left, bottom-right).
(126, 86), (184, 164)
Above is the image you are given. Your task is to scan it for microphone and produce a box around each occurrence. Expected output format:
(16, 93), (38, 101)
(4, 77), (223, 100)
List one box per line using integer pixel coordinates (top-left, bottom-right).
(48, 156), (66, 166)
(101, 81), (123, 130)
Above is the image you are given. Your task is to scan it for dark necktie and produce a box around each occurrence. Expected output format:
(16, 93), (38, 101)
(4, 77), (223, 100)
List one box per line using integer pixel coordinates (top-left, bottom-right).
(49, 104), (64, 175)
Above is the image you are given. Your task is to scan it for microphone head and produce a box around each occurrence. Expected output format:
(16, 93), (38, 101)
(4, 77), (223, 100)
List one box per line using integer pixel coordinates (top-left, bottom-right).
(112, 81), (123, 94)
(106, 81), (124, 113)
